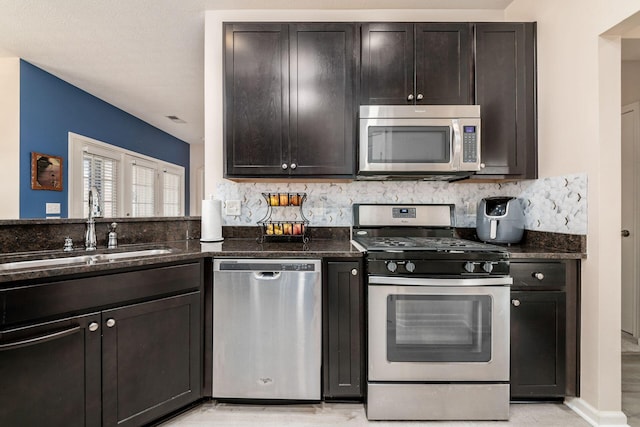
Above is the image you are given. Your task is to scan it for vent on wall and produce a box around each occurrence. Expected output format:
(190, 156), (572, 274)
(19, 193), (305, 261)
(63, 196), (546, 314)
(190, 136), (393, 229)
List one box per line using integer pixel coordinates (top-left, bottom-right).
(166, 115), (186, 124)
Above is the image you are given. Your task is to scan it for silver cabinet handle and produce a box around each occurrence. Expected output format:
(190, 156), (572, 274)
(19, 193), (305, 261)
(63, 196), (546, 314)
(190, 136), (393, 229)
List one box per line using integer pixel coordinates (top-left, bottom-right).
(290, 163), (297, 170)
(407, 94), (414, 101)
(622, 230), (631, 237)
(533, 272), (545, 281)
(281, 163), (288, 170)
(351, 268), (358, 276)
(416, 93), (424, 100)
(512, 299), (521, 307)
(0, 326), (81, 351)
(106, 318), (116, 328)
(89, 322), (99, 332)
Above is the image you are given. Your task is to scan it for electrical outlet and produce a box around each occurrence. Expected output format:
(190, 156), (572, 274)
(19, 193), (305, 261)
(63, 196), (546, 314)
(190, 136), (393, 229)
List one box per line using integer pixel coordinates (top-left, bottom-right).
(46, 203), (61, 214)
(225, 200), (241, 216)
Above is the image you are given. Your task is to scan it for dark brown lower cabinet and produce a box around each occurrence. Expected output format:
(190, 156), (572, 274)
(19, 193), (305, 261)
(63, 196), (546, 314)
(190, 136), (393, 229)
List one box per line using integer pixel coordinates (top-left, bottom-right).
(509, 259), (580, 400)
(0, 261), (203, 427)
(0, 313), (102, 427)
(510, 290), (566, 398)
(323, 259), (364, 400)
(102, 292), (201, 427)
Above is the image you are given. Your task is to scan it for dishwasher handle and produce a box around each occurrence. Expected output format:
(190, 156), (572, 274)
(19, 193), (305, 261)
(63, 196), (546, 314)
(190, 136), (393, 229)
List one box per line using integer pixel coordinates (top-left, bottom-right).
(253, 271), (282, 280)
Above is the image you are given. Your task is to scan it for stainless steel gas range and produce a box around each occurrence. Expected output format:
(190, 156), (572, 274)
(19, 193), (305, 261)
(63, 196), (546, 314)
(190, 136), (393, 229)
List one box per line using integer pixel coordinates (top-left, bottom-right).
(352, 204), (512, 421)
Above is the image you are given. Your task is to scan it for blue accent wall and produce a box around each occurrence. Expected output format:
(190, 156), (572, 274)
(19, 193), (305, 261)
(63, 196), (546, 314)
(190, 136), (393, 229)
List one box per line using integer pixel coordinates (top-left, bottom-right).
(19, 60), (190, 218)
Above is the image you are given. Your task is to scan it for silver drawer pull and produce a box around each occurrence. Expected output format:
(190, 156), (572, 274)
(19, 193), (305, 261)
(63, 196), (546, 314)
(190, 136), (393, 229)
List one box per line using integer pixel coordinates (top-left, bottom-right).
(0, 326), (81, 351)
(351, 268), (358, 276)
(512, 299), (521, 307)
(106, 318), (116, 328)
(89, 322), (99, 332)
(407, 94), (414, 101)
(533, 272), (545, 281)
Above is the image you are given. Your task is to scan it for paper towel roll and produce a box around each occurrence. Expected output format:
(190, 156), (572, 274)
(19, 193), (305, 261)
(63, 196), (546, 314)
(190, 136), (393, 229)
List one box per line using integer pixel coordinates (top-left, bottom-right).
(201, 198), (223, 242)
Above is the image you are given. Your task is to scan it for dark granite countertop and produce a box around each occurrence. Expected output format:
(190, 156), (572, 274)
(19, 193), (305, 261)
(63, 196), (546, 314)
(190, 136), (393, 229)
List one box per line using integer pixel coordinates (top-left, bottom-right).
(0, 238), (363, 284)
(504, 246), (585, 260)
(0, 226), (587, 284)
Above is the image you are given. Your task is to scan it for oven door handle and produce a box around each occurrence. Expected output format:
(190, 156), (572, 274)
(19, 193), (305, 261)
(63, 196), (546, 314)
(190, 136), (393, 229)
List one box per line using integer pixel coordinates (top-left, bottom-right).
(368, 276), (512, 287)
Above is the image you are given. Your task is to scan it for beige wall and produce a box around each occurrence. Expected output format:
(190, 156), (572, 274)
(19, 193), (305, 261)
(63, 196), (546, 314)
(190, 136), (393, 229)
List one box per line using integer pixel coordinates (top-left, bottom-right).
(506, 0), (640, 423)
(622, 60), (640, 106)
(0, 58), (20, 219)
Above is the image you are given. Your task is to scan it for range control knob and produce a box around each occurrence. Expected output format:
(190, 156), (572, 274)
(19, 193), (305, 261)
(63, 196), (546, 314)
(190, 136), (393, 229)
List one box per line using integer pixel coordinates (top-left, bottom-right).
(483, 262), (494, 273)
(464, 262), (476, 273)
(405, 261), (416, 273)
(387, 261), (398, 273)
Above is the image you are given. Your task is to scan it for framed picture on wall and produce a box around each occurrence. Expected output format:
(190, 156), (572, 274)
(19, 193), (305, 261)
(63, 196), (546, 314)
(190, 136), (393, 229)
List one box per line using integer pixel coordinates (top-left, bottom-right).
(31, 152), (63, 191)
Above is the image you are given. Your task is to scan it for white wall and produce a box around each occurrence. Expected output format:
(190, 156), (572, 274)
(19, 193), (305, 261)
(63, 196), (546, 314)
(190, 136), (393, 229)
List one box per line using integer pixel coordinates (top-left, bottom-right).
(622, 60), (640, 106)
(0, 58), (20, 219)
(505, 1), (640, 424)
(189, 143), (204, 215)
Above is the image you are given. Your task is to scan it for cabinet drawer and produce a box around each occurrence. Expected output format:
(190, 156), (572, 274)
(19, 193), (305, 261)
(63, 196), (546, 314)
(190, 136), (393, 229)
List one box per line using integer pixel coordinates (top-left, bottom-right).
(510, 262), (566, 290)
(1, 262), (202, 328)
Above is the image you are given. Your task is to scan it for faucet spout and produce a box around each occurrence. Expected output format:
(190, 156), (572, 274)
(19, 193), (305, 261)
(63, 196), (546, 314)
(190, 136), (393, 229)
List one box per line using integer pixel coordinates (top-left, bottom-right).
(85, 186), (102, 251)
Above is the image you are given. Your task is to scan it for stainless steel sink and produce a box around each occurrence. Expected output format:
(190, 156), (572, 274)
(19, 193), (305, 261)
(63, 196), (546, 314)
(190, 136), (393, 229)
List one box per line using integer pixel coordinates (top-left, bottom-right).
(0, 248), (173, 271)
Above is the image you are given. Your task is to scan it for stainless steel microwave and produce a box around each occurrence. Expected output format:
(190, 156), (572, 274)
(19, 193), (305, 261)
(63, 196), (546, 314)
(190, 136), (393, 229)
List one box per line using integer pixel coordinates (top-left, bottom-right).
(358, 105), (482, 179)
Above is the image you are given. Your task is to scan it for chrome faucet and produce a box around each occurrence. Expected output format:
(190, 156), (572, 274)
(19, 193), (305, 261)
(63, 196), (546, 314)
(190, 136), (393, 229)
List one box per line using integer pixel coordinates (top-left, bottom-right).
(85, 186), (102, 251)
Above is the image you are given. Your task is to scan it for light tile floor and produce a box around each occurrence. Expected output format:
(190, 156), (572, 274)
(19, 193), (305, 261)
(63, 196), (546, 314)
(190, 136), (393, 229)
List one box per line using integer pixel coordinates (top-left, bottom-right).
(162, 335), (640, 427)
(623, 332), (640, 426)
(159, 401), (591, 427)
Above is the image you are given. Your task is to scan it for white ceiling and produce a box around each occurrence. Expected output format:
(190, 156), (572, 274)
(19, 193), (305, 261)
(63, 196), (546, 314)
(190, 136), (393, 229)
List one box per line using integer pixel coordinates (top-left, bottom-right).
(0, 0), (516, 145)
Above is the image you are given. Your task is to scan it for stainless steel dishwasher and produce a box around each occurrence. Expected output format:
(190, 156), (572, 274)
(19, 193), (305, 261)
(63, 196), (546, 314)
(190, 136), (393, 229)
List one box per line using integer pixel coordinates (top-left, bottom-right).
(212, 258), (322, 400)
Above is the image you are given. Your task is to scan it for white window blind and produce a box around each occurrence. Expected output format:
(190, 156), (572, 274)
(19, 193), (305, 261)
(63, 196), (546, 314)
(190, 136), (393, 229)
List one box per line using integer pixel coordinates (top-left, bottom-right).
(82, 152), (118, 218)
(131, 162), (156, 217)
(162, 170), (182, 216)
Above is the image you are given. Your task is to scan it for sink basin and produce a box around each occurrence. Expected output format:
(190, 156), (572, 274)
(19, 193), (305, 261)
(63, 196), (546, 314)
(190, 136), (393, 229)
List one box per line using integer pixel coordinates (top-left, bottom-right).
(92, 248), (173, 261)
(0, 248), (173, 272)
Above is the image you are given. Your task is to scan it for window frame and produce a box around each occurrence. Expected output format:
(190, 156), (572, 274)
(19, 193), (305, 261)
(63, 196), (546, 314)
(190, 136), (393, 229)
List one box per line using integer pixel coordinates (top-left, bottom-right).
(68, 132), (185, 218)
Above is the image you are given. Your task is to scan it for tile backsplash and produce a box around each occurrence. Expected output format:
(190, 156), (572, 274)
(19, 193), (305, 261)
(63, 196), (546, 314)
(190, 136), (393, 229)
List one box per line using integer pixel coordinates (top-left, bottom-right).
(215, 173), (587, 235)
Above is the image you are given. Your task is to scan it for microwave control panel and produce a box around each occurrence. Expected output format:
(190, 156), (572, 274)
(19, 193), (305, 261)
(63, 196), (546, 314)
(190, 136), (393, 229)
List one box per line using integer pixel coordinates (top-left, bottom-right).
(462, 126), (478, 163)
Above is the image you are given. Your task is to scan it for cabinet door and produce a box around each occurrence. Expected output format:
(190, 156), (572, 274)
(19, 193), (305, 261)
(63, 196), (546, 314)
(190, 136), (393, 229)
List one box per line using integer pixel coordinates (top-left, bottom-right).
(289, 23), (356, 177)
(360, 23), (414, 105)
(0, 313), (101, 427)
(224, 23), (290, 177)
(323, 260), (364, 399)
(475, 23), (537, 178)
(102, 292), (202, 427)
(414, 23), (473, 105)
(510, 291), (566, 399)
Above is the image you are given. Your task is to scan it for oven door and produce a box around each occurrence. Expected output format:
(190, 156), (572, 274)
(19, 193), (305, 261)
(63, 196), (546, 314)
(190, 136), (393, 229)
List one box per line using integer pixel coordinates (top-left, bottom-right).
(368, 276), (510, 382)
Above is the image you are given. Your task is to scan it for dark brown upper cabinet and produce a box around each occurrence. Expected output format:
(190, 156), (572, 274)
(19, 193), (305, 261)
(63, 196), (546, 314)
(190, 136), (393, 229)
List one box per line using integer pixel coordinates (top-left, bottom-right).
(474, 22), (537, 179)
(224, 23), (357, 179)
(360, 23), (473, 105)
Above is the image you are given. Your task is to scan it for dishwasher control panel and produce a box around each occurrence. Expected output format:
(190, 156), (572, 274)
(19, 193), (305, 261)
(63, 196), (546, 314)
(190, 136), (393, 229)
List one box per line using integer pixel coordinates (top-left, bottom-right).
(217, 261), (317, 271)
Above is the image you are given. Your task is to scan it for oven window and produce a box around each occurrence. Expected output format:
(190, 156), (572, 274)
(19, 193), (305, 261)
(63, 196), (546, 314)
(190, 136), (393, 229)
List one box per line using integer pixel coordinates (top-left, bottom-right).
(368, 126), (450, 163)
(387, 294), (492, 362)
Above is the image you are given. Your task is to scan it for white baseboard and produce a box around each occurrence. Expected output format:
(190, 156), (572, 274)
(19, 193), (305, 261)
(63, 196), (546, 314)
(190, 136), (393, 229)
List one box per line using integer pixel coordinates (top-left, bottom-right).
(565, 397), (629, 427)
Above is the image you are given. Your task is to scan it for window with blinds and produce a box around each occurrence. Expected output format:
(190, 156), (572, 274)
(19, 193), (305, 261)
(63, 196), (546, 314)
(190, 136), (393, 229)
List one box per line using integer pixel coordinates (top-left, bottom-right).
(82, 153), (118, 218)
(69, 132), (185, 219)
(163, 170), (182, 216)
(131, 163), (156, 217)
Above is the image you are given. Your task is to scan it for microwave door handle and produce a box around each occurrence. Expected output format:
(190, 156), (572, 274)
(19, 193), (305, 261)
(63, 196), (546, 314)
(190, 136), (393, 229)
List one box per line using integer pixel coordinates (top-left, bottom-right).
(451, 120), (462, 170)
